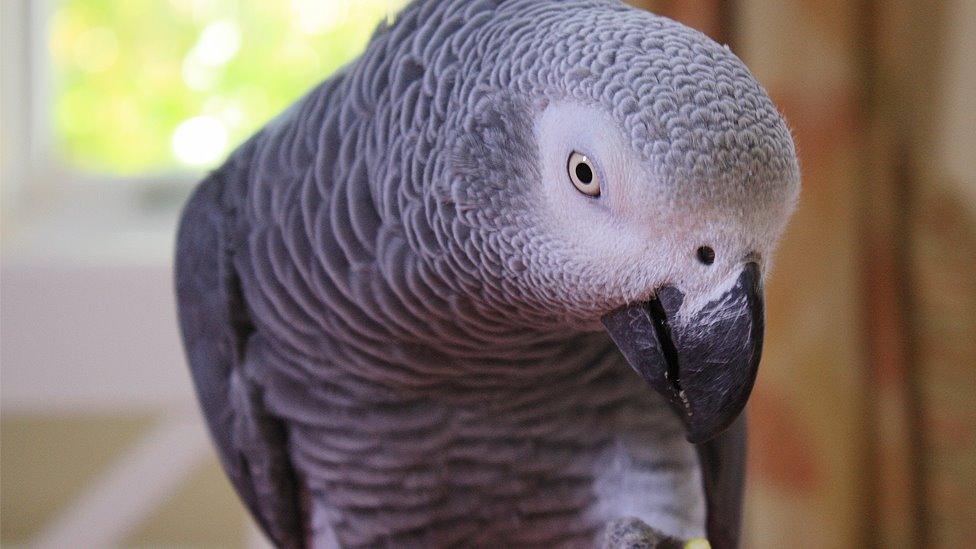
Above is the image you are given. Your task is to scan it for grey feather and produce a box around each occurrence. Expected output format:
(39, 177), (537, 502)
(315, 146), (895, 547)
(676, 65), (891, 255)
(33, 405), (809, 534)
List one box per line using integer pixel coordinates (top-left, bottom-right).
(176, 157), (306, 548)
(176, 0), (798, 546)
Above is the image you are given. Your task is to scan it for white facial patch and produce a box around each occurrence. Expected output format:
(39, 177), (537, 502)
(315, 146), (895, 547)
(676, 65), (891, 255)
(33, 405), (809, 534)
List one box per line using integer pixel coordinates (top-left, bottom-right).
(530, 100), (797, 320)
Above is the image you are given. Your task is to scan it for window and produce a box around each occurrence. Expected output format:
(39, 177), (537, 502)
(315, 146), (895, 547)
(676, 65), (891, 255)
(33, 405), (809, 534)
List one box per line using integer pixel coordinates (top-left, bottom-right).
(1, 0), (408, 263)
(50, 0), (406, 177)
(2, 0), (406, 193)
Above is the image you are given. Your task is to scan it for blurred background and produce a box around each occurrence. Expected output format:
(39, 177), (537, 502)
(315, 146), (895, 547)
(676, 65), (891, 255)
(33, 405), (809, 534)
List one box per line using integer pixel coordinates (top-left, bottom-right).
(1, 0), (973, 546)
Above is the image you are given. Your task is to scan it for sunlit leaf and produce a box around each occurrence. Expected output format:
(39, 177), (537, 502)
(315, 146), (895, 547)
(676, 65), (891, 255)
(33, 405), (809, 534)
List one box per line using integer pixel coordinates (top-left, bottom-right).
(51, 0), (407, 176)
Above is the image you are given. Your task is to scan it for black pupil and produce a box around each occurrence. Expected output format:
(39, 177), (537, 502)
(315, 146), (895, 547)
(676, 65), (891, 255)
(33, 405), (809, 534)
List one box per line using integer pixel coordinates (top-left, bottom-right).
(697, 246), (716, 265)
(574, 162), (593, 184)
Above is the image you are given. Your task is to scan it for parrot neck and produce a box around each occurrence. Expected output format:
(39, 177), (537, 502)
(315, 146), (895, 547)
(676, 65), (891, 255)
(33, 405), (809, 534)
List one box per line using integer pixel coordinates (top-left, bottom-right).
(235, 182), (617, 389)
(229, 73), (619, 391)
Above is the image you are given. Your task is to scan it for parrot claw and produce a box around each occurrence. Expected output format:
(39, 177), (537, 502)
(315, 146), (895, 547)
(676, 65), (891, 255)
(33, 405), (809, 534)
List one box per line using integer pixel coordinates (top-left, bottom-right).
(601, 517), (709, 549)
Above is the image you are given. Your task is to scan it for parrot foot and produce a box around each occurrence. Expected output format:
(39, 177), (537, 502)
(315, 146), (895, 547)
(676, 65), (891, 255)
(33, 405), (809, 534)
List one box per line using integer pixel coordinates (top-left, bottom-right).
(600, 518), (710, 549)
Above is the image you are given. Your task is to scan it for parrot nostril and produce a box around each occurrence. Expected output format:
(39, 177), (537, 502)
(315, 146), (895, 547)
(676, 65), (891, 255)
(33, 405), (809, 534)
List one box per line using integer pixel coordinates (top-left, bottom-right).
(696, 246), (715, 265)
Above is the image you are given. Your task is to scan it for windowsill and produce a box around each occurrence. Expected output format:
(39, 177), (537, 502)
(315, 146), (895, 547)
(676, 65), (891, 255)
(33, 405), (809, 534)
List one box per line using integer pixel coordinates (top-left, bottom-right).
(2, 178), (194, 268)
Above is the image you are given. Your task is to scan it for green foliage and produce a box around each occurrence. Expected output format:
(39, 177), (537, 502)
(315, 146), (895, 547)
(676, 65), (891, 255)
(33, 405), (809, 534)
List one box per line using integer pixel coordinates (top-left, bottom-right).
(51, 0), (404, 175)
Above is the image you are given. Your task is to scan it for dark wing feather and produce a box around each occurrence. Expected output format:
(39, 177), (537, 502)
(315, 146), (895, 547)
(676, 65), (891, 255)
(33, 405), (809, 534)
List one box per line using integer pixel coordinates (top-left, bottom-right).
(175, 165), (306, 548)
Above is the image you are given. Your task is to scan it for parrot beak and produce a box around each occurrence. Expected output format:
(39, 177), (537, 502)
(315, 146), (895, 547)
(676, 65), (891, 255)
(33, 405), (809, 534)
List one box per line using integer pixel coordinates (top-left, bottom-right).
(601, 262), (764, 444)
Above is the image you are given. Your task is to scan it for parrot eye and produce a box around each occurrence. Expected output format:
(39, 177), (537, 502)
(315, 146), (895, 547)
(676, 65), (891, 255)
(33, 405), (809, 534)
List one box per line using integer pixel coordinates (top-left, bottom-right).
(697, 246), (716, 265)
(567, 152), (601, 197)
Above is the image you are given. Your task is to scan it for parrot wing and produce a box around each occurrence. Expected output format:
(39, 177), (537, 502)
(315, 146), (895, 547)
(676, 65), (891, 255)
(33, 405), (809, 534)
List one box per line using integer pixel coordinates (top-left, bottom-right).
(175, 161), (306, 549)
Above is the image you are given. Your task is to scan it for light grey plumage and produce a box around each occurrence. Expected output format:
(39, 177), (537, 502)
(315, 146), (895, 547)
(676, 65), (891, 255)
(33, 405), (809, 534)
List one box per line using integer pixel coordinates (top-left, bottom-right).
(175, 1), (799, 547)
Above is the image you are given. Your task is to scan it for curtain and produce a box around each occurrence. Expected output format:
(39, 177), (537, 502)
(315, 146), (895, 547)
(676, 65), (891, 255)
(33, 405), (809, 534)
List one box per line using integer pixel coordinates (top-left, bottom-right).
(630, 0), (976, 547)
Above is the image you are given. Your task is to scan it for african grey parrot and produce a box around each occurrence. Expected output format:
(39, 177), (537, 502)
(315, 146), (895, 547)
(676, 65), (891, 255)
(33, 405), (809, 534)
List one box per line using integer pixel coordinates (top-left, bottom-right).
(175, 0), (799, 547)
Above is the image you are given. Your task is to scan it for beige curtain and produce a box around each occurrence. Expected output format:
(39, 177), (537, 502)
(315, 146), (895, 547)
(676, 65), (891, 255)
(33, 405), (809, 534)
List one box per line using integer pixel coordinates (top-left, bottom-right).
(631, 1), (976, 547)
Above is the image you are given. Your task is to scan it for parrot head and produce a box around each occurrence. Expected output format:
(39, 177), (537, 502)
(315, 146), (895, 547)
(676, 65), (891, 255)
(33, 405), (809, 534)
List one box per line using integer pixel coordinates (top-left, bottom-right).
(436, 2), (799, 443)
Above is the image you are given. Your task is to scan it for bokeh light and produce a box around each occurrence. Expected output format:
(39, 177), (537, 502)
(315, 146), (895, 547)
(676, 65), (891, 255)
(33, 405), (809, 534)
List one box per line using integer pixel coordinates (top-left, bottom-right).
(171, 115), (227, 166)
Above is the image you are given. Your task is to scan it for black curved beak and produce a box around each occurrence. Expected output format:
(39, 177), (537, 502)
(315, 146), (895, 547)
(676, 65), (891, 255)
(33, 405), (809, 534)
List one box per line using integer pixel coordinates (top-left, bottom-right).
(601, 262), (764, 444)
